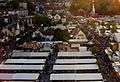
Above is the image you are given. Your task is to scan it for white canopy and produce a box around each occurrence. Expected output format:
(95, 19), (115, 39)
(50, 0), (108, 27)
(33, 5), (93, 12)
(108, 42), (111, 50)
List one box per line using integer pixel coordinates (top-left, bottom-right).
(0, 65), (44, 70)
(5, 59), (46, 64)
(50, 73), (103, 81)
(53, 64), (99, 70)
(114, 33), (120, 42)
(0, 73), (39, 81)
(58, 52), (93, 57)
(79, 47), (88, 52)
(69, 39), (88, 43)
(55, 59), (96, 64)
(12, 52), (49, 57)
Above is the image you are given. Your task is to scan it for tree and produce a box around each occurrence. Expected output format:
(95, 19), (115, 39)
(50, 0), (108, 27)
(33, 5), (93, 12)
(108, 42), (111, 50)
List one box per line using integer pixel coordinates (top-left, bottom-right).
(90, 46), (98, 55)
(27, 2), (35, 15)
(54, 29), (70, 42)
(111, 24), (117, 33)
(107, 21), (117, 33)
(95, 0), (115, 15)
(33, 15), (51, 27)
(111, 0), (120, 15)
(89, 20), (96, 28)
(70, 0), (120, 15)
(6, 0), (19, 9)
(69, 0), (91, 15)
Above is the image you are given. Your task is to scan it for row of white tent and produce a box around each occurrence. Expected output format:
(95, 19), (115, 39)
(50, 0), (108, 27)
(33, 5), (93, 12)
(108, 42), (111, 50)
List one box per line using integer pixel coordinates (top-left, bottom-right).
(0, 50), (104, 82)
(50, 51), (103, 82)
(0, 51), (50, 82)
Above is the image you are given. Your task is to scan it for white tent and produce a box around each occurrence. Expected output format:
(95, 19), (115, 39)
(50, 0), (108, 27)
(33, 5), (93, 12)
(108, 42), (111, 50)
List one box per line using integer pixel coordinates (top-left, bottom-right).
(0, 73), (39, 81)
(50, 73), (103, 81)
(12, 52), (49, 58)
(114, 33), (120, 42)
(5, 59), (46, 64)
(55, 59), (96, 64)
(53, 64), (99, 70)
(58, 52), (93, 57)
(0, 65), (44, 70)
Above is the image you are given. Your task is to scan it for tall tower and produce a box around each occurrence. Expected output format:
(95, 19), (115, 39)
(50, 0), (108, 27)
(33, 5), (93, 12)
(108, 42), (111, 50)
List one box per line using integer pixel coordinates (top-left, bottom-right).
(91, 0), (95, 15)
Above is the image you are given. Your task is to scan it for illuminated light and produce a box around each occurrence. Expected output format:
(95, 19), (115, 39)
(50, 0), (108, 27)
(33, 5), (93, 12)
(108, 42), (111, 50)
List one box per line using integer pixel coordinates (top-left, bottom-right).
(119, 0), (120, 2)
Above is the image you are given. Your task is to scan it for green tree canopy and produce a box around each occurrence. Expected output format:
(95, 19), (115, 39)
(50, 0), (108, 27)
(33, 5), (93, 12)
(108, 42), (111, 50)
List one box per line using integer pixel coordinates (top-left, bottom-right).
(95, 0), (115, 15)
(6, 0), (19, 9)
(70, 0), (120, 15)
(54, 29), (70, 42)
(33, 15), (51, 27)
(70, 0), (91, 15)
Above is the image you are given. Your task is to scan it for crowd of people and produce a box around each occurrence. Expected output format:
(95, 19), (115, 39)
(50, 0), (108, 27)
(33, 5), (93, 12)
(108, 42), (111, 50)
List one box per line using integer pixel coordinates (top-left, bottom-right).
(79, 20), (120, 82)
(41, 45), (59, 82)
(0, 26), (15, 62)
(18, 41), (41, 50)
(97, 52), (119, 82)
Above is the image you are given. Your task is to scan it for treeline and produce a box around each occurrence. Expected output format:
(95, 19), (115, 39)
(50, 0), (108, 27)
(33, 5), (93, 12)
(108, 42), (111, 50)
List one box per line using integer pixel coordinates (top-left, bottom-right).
(69, 0), (120, 15)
